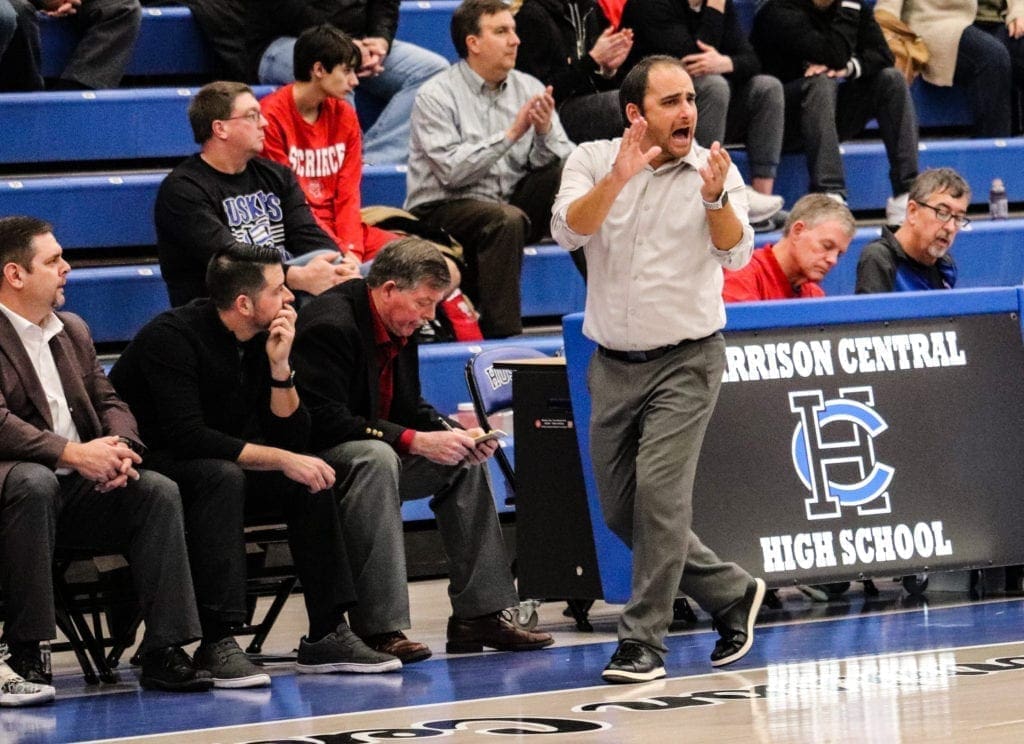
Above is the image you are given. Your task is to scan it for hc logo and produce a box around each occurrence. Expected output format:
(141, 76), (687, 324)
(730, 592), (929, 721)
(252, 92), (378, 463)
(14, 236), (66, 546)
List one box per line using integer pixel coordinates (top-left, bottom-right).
(789, 386), (894, 520)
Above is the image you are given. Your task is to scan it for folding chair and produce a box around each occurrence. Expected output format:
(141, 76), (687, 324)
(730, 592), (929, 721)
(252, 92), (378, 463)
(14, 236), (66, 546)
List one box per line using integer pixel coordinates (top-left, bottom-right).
(464, 346), (547, 506)
(464, 347), (595, 631)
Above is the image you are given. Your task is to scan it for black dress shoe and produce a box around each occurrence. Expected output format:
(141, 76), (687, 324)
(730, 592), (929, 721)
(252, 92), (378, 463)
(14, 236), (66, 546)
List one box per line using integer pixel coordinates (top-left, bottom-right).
(710, 578), (766, 667)
(139, 646), (214, 692)
(601, 640), (666, 684)
(446, 611), (554, 653)
(6, 643), (50, 685)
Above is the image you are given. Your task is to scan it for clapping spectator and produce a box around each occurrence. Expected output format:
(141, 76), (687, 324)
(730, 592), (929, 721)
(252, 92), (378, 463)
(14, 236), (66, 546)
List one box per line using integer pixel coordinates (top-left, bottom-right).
(514, 0), (634, 143)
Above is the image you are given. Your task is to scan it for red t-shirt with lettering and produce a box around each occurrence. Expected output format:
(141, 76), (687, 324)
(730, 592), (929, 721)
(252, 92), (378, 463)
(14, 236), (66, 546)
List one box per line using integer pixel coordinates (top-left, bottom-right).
(260, 84), (395, 262)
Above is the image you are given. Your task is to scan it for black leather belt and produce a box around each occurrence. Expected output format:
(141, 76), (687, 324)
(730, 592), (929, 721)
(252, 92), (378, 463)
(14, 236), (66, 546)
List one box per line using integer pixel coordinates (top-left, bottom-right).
(598, 334), (715, 364)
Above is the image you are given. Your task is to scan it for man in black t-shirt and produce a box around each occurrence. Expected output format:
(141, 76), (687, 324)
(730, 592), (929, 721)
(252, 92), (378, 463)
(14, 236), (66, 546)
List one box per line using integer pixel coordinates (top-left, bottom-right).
(155, 81), (360, 306)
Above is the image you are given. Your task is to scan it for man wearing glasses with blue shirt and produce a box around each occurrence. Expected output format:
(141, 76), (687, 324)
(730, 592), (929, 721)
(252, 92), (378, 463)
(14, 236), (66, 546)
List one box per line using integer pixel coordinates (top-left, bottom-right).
(855, 168), (971, 293)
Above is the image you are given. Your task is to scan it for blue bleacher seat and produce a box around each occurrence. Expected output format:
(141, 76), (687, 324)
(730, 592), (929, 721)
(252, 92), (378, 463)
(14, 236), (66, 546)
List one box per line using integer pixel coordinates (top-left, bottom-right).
(38, 2), (459, 79)
(63, 265), (170, 344)
(731, 137), (1024, 211)
(40, 7), (213, 78)
(0, 86), (273, 166)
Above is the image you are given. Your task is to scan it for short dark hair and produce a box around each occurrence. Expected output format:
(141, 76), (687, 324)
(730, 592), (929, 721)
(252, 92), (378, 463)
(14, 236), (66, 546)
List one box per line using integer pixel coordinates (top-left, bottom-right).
(909, 167), (971, 204)
(189, 81), (254, 144)
(619, 55), (687, 118)
(293, 24), (361, 82)
(451, 0), (510, 59)
(366, 237), (451, 291)
(205, 243), (284, 310)
(0, 215), (52, 273)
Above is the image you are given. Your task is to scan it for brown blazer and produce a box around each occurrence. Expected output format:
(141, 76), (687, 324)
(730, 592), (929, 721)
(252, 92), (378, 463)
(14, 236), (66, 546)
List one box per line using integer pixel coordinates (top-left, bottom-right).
(0, 310), (140, 492)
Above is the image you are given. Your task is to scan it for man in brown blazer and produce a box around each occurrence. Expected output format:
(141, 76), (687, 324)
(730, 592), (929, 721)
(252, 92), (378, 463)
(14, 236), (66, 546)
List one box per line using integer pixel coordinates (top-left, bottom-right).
(0, 215), (213, 702)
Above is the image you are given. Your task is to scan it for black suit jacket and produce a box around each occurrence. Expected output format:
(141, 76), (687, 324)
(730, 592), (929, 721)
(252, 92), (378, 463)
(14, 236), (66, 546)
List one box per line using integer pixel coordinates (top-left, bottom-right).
(293, 279), (446, 453)
(0, 310), (140, 491)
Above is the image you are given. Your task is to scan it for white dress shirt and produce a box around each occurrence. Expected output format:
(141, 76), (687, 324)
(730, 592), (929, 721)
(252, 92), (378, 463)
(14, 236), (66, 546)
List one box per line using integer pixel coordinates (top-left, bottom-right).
(0, 302), (82, 449)
(550, 138), (754, 350)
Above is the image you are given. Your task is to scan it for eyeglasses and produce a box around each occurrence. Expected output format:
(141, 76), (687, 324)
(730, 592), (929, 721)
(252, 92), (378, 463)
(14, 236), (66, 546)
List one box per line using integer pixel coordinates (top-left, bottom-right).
(914, 200), (971, 228)
(221, 110), (263, 124)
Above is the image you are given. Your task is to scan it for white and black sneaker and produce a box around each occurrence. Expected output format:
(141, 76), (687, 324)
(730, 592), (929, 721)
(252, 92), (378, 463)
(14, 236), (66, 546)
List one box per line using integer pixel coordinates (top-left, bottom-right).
(601, 639), (666, 684)
(744, 186), (785, 224)
(0, 650), (54, 707)
(710, 578), (767, 667)
(296, 622), (402, 674)
(194, 637), (271, 689)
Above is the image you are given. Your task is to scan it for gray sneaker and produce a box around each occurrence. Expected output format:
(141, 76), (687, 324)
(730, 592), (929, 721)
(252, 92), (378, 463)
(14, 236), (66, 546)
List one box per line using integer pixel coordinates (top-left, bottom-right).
(297, 623), (402, 674)
(194, 637), (271, 689)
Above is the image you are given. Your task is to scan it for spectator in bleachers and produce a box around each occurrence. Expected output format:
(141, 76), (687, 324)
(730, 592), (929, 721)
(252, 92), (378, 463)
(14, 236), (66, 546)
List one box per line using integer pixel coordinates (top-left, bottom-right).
(141, 0), (247, 80)
(260, 25), (483, 341)
(249, 0), (448, 165)
(723, 192), (854, 301)
(855, 167), (969, 293)
(975, 0), (1024, 135)
(620, 0), (787, 229)
(0, 216), (213, 699)
(876, 0), (1012, 138)
(259, 25), (414, 266)
(109, 244), (402, 686)
(513, 0), (633, 143)
(0, 0), (141, 90)
(405, 0), (574, 338)
(752, 0), (919, 225)
(155, 81), (361, 307)
(291, 237), (555, 664)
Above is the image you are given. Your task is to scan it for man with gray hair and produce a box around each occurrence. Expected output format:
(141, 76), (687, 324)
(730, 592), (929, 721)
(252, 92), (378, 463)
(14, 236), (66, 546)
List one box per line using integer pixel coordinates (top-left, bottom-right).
(293, 237), (555, 664)
(855, 168), (971, 293)
(723, 192), (855, 301)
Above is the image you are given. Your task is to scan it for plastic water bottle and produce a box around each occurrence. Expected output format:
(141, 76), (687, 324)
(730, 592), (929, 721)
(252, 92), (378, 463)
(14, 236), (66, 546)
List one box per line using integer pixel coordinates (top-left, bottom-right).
(40, 641), (51, 678)
(990, 178), (1009, 220)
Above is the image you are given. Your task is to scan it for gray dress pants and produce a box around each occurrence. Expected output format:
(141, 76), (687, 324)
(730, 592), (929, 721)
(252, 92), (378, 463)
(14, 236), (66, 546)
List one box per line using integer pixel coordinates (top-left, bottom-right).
(588, 334), (752, 656)
(319, 440), (518, 637)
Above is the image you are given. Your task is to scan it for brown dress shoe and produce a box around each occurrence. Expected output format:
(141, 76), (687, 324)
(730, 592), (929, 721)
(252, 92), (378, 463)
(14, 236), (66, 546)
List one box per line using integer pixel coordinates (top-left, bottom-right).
(363, 631), (432, 664)
(446, 611), (555, 653)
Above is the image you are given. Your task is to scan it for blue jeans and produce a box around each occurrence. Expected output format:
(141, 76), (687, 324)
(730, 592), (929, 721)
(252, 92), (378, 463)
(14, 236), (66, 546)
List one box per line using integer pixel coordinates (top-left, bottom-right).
(259, 37), (447, 165)
(954, 24), (1011, 138)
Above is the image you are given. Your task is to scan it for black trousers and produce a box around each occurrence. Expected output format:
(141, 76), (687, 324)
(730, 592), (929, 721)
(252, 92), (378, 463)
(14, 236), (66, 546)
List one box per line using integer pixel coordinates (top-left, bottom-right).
(146, 455), (357, 639)
(0, 463), (201, 653)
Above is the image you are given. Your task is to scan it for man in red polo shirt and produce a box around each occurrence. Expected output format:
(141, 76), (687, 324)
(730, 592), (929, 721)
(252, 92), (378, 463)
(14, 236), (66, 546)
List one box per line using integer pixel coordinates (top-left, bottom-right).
(723, 193), (854, 302)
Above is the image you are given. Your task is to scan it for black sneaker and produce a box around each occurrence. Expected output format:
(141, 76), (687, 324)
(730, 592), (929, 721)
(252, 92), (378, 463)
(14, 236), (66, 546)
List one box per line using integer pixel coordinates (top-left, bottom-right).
(139, 646), (214, 692)
(6, 643), (50, 685)
(601, 640), (666, 684)
(710, 578), (766, 667)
